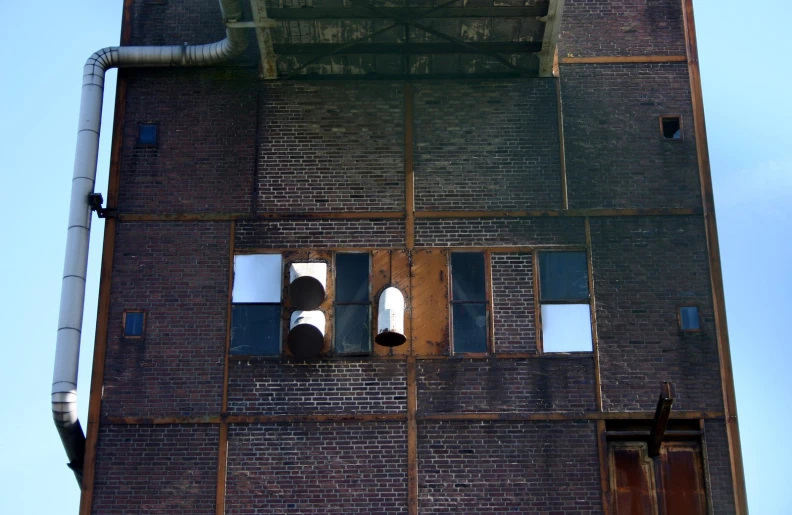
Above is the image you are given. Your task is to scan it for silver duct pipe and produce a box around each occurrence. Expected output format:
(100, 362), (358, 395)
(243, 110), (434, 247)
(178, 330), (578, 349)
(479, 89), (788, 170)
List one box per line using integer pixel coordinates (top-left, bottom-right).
(53, 0), (248, 484)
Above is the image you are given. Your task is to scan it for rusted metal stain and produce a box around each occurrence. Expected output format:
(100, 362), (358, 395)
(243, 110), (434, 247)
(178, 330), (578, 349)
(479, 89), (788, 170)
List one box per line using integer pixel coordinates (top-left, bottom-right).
(612, 446), (656, 515)
(411, 249), (449, 356)
(658, 444), (707, 515)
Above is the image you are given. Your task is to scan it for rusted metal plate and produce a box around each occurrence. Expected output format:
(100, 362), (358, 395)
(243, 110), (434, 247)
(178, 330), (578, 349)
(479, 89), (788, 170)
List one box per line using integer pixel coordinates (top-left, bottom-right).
(372, 250), (411, 356)
(411, 249), (449, 356)
(611, 445), (656, 515)
(658, 444), (707, 515)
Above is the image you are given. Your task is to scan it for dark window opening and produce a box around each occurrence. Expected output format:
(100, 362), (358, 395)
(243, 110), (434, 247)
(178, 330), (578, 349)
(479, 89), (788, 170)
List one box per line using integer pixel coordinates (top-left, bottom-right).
(539, 251), (589, 302)
(123, 311), (145, 337)
(451, 252), (487, 353)
(660, 116), (682, 140)
(230, 254), (282, 356)
(335, 253), (371, 355)
(678, 306), (700, 331)
(137, 123), (158, 146)
(538, 251), (592, 352)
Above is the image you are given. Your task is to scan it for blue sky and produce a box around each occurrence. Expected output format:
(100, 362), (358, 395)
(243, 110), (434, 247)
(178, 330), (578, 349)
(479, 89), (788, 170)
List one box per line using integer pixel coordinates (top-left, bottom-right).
(0, 1), (789, 513)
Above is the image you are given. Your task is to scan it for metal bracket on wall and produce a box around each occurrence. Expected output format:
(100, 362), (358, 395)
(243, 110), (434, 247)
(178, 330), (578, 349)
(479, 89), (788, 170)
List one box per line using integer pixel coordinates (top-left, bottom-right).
(648, 381), (676, 457)
(87, 193), (117, 219)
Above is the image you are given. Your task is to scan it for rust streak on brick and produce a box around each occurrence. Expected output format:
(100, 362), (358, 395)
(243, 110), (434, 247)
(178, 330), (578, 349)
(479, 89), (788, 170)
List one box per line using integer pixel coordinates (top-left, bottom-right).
(681, 1), (747, 513)
(586, 218), (603, 411)
(405, 83), (415, 250)
(407, 356), (418, 515)
(560, 55), (687, 64)
(78, 10), (131, 510)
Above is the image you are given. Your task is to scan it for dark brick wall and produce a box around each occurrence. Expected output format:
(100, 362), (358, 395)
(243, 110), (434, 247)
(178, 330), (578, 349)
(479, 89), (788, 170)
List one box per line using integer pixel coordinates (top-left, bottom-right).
(418, 358), (596, 413)
(413, 80), (562, 211)
(226, 422), (408, 514)
(419, 421), (602, 514)
(705, 419), (737, 515)
(93, 425), (219, 515)
(559, 0), (686, 57)
(590, 216), (723, 411)
(257, 82), (405, 213)
(415, 217), (585, 247)
(102, 222), (228, 417)
(119, 70), (258, 214)
(561, 63), (701, 209)
(228, 360), (407, 414)
(235, 219), (405, 248)
(492, 253), (536, 353)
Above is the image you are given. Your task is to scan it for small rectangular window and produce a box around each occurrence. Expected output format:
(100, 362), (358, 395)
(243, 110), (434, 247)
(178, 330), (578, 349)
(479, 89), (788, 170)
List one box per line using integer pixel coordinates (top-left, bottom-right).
(660, 116), (682, 140)
(335, 253), (371, 355)
(538, 251), (592, 353)
(678, 306), (700, 332)
(137, 123), (158, 146)
(123, 311), (146, 338)
(231, 254), (283, 356)
(451, 252), (488, 353)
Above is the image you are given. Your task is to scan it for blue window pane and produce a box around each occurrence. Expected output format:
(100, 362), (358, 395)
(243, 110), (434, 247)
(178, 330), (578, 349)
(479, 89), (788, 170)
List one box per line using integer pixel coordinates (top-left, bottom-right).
(680, 306), (700, 331)
(451, 252), (486, 302)
(336, 254), (370, 303)
(539, 251), (589, 301)
(124, 312), (145, 337)
(138, 123), (158, 145)
(231, 304), (281, 355)
(452, 303), (487, 353)
(335, 305), (370, 355)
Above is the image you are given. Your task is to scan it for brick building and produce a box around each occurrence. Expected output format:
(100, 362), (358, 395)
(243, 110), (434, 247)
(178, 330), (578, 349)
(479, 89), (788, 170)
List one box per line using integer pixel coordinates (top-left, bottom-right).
(57, 0), (747, 513)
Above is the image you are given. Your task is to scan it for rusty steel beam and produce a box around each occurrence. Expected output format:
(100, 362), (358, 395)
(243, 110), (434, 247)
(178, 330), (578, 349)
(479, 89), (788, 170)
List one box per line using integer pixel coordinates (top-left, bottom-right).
(215, 424), (229, 515)
(414, 208), (702, 218)
(419, 411), (724, 421)
(118, 211), (405, 221)
(537, 0), (564, 76)
(407, 357), (418, 515)
(585, 218), (603, 411)
(560, 55), (687, 64)
(268, 6), (547, 20)
(555, 75), (568, 209)
(681, 2), (747, 511)
(596, 420), (613, 515)
(250, 0), (278, 78)
(274, 42), (542, 55)
(648, 382), (676, 457)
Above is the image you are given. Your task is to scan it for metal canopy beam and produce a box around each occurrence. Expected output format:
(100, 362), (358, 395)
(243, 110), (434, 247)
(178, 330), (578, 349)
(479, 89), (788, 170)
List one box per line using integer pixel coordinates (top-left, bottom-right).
(250, 0), (278, 79)
(537, 0), (564, 76)
(648, 382), (676, 457)
(267, 6), (547, 20)
(274, 42), (542, 56)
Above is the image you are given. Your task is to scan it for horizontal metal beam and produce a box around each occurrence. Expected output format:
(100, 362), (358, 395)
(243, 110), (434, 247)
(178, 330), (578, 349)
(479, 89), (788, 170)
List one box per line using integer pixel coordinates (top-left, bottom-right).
(274, 41), (542, 55)
(268, 6), (547, 20)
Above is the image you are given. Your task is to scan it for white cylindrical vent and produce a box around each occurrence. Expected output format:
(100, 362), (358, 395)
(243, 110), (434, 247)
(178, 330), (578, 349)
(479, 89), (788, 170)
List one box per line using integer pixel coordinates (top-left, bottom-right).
(375, 287), (407, 347)
(289, 262), (327, 310)
(288, 310), (326, 358)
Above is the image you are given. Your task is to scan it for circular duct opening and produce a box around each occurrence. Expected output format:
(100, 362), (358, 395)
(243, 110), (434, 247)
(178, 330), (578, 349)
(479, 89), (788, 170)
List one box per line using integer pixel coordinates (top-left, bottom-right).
(287, 324), (324, 358)
(375, 331), (407, 347)
(289, 276), (325, 311)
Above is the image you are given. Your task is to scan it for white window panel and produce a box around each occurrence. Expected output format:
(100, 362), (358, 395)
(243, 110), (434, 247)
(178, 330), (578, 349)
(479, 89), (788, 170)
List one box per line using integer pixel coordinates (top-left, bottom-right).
(541, 304), (593, 353)
(232, 254), (282, 303)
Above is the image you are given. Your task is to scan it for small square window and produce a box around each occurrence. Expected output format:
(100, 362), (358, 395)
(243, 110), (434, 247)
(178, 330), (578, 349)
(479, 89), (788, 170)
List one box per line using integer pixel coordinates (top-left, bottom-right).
(123, 311), (146, 338)
(541, 304), (592, 352)
(660, 116), (682, 140)
(678, 306), (700, 331)
(137, 123), (158, 146)
(539, 251), (589, 301)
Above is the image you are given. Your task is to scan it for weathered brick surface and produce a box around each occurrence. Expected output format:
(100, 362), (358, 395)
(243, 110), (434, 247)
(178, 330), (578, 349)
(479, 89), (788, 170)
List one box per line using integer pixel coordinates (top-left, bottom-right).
(228, 360), (407, 414)
(419, 421), (602, 514)
(561, 63), (701, 209)
(102, 222), (228, 417)
(415, 216), (585, 247)
(492, 253), (536, 353)
(418, 358), (596, 413)
(235, 219), (405, 248)
(590, 216), (723, 411)
(119, 69), (258, 213)
(93, 425), (218, 515)
(705, 419), (737, 515)
(226, 423), (408, 514)
(559, 0), (686, 57)
(413, 81), (562, 211)
(257, 82), (405, 213)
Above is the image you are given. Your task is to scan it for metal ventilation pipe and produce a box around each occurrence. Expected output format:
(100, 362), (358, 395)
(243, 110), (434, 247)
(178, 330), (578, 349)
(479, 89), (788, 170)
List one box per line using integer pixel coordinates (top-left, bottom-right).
(53, 0), (248, 485)
(288, 310), (327, 358)
(375, 287), (406, 347)
(288, 262), (328, 310)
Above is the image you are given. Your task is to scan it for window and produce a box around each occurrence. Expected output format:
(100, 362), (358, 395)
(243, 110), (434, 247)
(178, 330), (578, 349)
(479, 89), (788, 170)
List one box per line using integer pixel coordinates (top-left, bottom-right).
(122, 311), (146, 338)
(231, 254), (282, 356)
(450, 252), (488, 353)
(335, 253), (371, 355)
(538, 251), (592, 352)
(137, 123), (158, 146)
(659, 116), (682, 140)
(678, 305), (700, 332)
